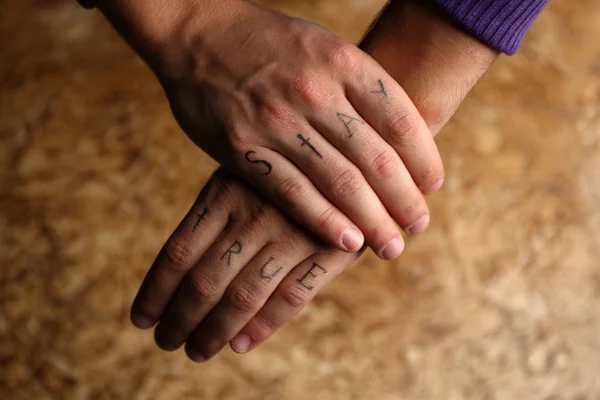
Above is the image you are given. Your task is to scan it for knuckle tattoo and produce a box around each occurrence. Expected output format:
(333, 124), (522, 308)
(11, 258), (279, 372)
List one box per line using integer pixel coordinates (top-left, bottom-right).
(370, 79), (390, 104)
(337, 112), (364, 138)
(221, 241), (243, 267)
(259, 256), (284, 282)
(297, 133), (323, 158)
(296, 262), (328, 291)
(192, 208), (209, 232)
(245, 150), (272, 176)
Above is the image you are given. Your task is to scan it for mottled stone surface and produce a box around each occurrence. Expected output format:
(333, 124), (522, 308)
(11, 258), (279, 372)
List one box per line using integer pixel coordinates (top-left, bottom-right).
(1, 0), (600, 399)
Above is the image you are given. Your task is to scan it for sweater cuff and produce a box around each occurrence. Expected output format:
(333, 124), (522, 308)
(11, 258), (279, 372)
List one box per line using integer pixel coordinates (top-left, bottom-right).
(429, 0), (549, 55)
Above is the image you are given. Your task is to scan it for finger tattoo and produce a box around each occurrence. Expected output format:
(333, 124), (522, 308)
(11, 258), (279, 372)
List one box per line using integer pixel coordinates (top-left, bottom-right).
(259, 256), (284, 282)
(193, 208), (209, 232)
(221, 241), (243, 267)
(370, 79), (390, 104)
(296, 263), (328, 290)
(297, 134), (323, 158)
(337, 112), (365, 138)
(245, 150), (272, 176)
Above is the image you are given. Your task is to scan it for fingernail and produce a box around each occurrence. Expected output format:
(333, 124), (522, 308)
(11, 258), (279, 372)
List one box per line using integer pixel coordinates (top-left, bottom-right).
(422, 177), (444, 194)
(380, 237), (405, 260)
(341, 228), (364, 252)
(186, 347), (207, 363)
(231, 333), (253, 354)
(406, 214), (430, 234)
(131, 314), (155, 329)
(189, 352), (206, 363)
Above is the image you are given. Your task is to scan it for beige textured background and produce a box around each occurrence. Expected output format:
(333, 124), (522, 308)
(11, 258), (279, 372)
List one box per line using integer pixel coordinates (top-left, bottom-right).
(2, 0), (600, 399)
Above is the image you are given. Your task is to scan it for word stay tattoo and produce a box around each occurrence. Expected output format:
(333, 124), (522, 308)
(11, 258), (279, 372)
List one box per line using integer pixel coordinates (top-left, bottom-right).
(370, 79), (390, 104)
(297, 262), (328, 291)
(297, 134), (323, 158)
(260, 256), (284, 282)
(245, 150), (272, 176)
(336, 112), (365, 138)
(192, 208), (209, 232)
(221, 241), (243, 267)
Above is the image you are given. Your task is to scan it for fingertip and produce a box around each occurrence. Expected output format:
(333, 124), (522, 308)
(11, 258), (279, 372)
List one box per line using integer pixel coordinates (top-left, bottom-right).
(185, 346), (208, 363)
(405, 214), (430, 235)
(340, 227), (364, 252)
(231, 333), (253, 354)
(421, 177), (444, 195)
(379, 237), (405, 260)
(130, 312), (156, 330)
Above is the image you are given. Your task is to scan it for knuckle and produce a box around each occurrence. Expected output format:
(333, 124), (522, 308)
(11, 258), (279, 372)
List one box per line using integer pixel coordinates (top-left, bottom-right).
(276, 177), (309, 205)
(204, 171), (237, 207)
(253, 311), (278, 335)
(316, 206), (338, 228)
(331, 169), (364, 199)
(400, 198), (428, 222)
(289, 73), (329, 110)
(154, 331), (175, 351)
(257, 101), (294, 128)
(245, 199), (274, 222)
(227, 127), (254, 154)
(131, 304), (158, 323)
(188, 275), (220, 304)
(226, 285), (260, 313)
(326, 39), (360, 73)
(387, 111), (418, 146)
(369, 149), (400, 181)
(279, 285), (310, 310)
(420, 163), (445, 187)
(162, 239), (196, 273)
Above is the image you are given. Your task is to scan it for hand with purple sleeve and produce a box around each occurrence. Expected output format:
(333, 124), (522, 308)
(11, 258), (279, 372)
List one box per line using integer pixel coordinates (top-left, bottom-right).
(430, 0), (549, 55)
(115, 0), (549, 362)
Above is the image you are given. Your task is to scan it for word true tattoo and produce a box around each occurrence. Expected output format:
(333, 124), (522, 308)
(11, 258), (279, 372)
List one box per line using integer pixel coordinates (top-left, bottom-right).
(260, 256), (284, 282)
(337, 112), (365, 138)
(245, 150), (272, 176)
(193, 208), (209, 232)
(296, 263), (328, 291)
(370, 79), (390, 104)
(297, 134), (323, 158)
(221, 241), (243, 267)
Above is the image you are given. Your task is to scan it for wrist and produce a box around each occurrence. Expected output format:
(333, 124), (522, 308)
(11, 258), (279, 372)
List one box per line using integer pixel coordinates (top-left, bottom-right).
(361, 0), (498, 135)
(97, 0), (246, 78)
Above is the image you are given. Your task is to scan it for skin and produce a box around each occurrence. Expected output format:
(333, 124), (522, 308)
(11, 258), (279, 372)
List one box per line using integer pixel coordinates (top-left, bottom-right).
(128, 0), (498, 362)
(97, 0), (447, 261)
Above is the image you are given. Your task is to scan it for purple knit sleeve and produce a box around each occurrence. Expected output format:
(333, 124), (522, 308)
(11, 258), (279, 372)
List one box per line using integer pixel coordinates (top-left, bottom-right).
(430, 0), (549, 55)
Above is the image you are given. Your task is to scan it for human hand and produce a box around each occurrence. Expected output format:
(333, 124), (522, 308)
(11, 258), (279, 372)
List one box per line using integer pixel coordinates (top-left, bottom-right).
(98, 0), (445, 260)
(130, 168), (362, 361)
(129, 0), (498, 362)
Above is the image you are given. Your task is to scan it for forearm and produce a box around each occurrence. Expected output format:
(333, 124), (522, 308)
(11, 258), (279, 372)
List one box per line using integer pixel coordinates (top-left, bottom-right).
(361, 0), (498, 135)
